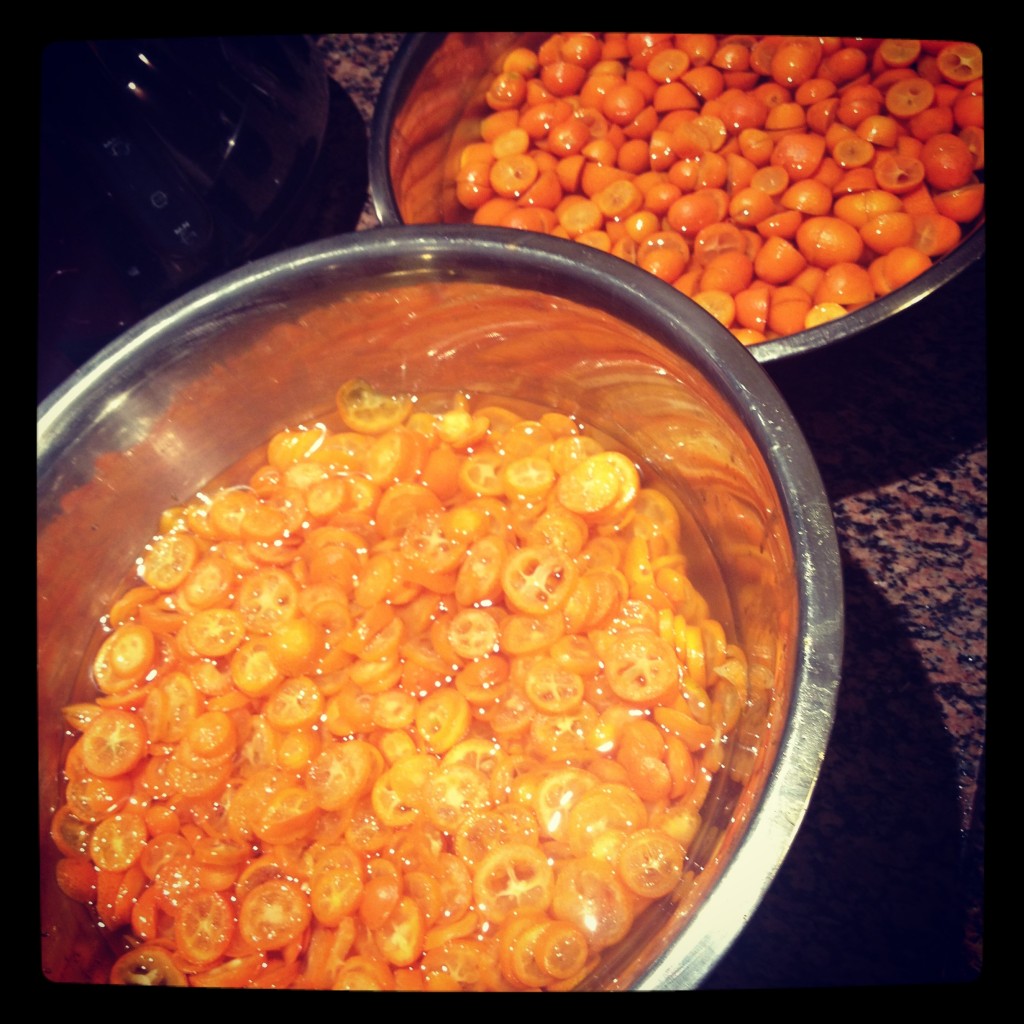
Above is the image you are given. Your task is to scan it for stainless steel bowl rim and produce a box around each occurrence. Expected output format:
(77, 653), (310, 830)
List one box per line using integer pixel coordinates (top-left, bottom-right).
(37, 225), (843, 989)
(367, 31), (985, 364)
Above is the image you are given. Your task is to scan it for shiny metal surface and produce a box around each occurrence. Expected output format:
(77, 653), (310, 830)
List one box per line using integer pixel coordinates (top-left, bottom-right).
(368, 32), (986, 364)
(38, 226), (842, 988)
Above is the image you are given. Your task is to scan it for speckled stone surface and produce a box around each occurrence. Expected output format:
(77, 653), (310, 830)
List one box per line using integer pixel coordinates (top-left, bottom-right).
(323, 34), (987, 991)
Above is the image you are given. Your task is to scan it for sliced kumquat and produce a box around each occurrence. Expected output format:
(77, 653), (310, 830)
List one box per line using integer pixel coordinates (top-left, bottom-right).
(885, 76), (936, 118)
(755, 208), (802, 240)
(473, 844), (554, 924)
(175, 889), (235, 964)
(699, 250), (754, 294)
(556, 195), (603, 237)
(796, 215), (864, 267)
(415, 688), (472, 754)
(767, 287), (813, 336)
(932, 182), (984, 223)
(337, 378), (413, 435)
(954, 92), (984, 131)
(141, 532), (200, 591)
(769, 132), (826, 180)
(869, 245), (934, 295)
(307, 739), (381, 811)
(878, 39), (922, 69)
(490, 153), (540, 198)
(182, 607), (246, 658)
(551, 857), (634, 951)
(692, 289), (736, 327)
(451, 35), (987, 345)
(110, 944), (188, 986)
(804, 302), (848, 328)
(727, 185), (776, 227)
(81, 709), (148, 778)
(56, 856), (98, 904)
(832, 188), (903, 228)
(908, 104), (954, 142)
(911, 212), (961, 256)
(936, 42), (982, 85)
(239, 879), (312, 951)
(814, 261), (876, 305)
(636, 244), (686, 283)
(764, 100), (806, 131)
(92, 623), (156, 694)
(96, 864), (147, 932)
(603, 629), (681, 706)
(754, 235), (806, 285)
(859, 211), (915, 254)
(780, 178), (833, 215)
(959, 125), (984, 172)
(617, 827), (685, 898)
(88, 811), (148, 873)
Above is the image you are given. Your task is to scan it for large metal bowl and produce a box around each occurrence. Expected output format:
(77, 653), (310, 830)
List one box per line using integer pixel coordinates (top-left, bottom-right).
(38, 226), (843, 989)
(368, 32), (985, 363)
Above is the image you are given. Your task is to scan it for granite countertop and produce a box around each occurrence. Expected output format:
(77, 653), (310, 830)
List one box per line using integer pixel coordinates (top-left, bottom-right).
(314, 33), (986, 991)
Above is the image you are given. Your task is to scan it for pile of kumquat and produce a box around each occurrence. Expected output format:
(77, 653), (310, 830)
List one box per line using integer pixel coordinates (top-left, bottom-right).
(453, 34), (984, 344)
(49, 377), (758, 990)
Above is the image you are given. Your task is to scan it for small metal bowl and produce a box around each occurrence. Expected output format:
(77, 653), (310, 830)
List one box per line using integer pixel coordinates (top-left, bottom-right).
(38, 226), (842, 989)
(368, 32), (985, 363)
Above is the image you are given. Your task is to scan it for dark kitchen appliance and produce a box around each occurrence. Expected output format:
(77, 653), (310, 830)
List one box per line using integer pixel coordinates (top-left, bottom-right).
(38, 36), (359, 400)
